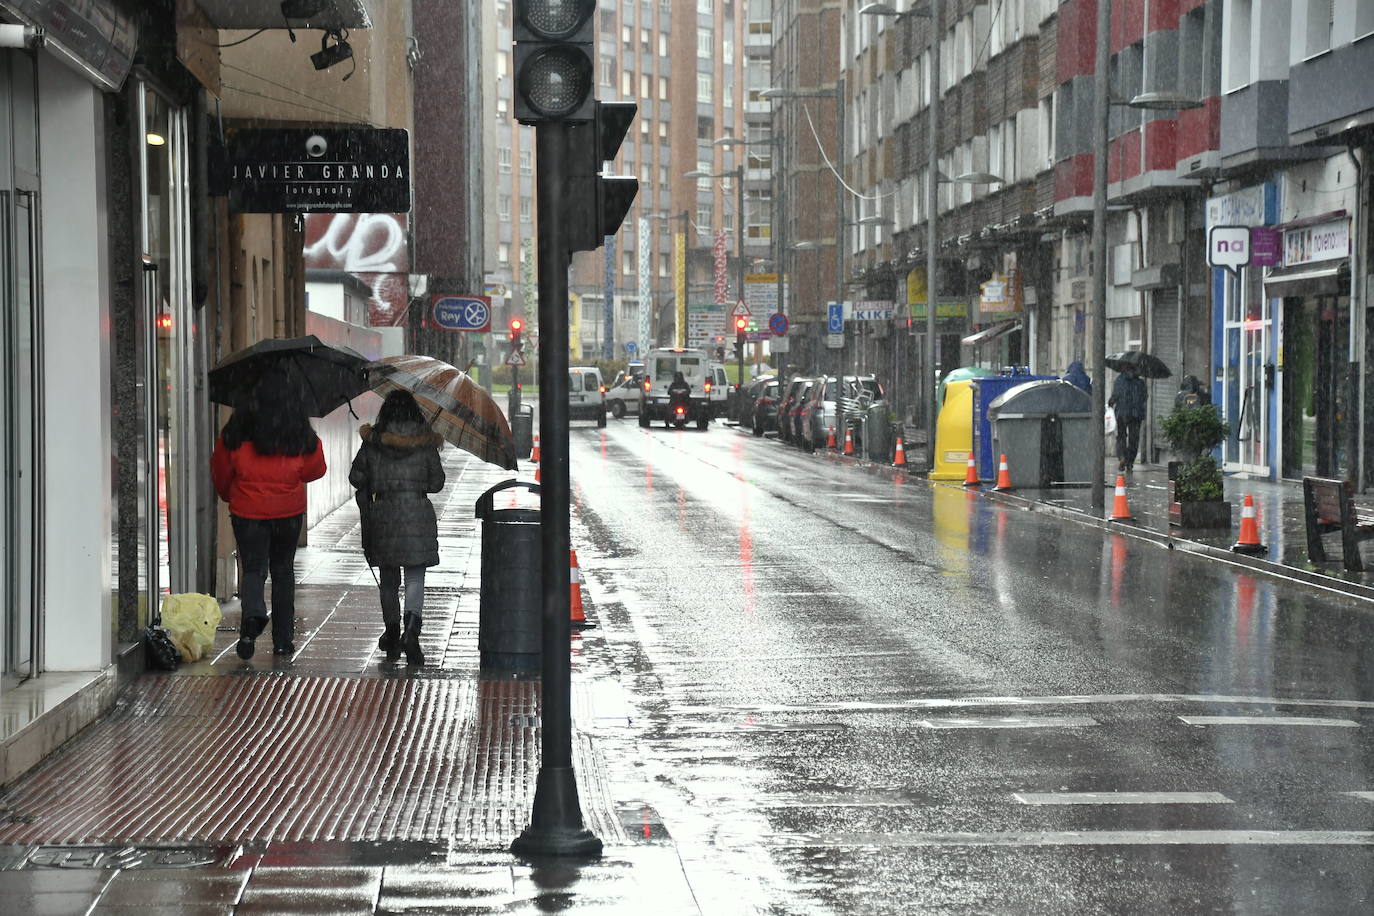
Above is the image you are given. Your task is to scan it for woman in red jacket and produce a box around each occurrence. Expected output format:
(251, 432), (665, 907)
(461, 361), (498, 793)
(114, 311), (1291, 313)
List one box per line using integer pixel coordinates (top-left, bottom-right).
(211, 374), (326, 659)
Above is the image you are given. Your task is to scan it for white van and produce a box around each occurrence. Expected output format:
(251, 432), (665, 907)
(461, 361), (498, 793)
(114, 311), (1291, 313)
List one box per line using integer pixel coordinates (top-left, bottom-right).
(568, 366), (607, 427)
(708, 362), (730, 418)
(638, 347), (713, 430)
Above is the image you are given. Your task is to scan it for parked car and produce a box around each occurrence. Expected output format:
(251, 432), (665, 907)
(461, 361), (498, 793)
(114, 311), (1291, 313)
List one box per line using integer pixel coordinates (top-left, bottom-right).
(740, 375), (777, 432)
(788, 378), (817, 447)
(750, 379), (781, 436)
(775, 377), (811, 444)
(568, 366), (607, 427)
(798, 376), (839, 451)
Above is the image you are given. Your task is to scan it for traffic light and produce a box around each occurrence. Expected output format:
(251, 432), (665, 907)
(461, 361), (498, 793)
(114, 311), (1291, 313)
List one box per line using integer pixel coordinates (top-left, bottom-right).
(735, 316), (747, 352)
(567, 101), (639, 252)
(513, 1), (596, 124)
(509, 316), (524, 349)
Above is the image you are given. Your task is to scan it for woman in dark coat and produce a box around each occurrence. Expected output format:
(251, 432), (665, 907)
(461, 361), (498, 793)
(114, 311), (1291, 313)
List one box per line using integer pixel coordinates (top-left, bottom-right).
(211, 372), (327, 659)
(349, 391), (446, 665)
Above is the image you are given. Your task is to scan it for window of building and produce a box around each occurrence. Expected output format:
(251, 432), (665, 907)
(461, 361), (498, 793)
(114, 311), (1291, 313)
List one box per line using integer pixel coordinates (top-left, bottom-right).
(641, 28), (651, 51)
(497, 51), (509, 79)
(499, 242), (510, 264)
(601, 54), (615, 88)
(497, 98), (508, 117)
(499, 147), (512, 173)
(696, 205), (712, 236)
(659, 121), (668, 138)
(622, 71), (633, 96)
(698, 73), (713, 102)
(660, 164), (669, 186)
(519, 148), (532, 173)
(660, 252), (670, 277)
(641, 73), (651, 97)
(623, 250), (633, 275)
(622, 25), (632, 45)
(1224, 0), (1252, 92)
(641, 118), (651, 138)
(520, 198), (531, 222)
(499, 194), (511, 219)
(660, 33), (668, 56)
(1359, 1), (1374, 39)
(698, 0), (712, 12)
(695, 160), (711, 189)
(659, 77), (669, 100)
(1039, 95), (1055, 170)
(1304, 0), (1333, 58)
(723, 39), (733, 64)
(698, 28), (713, 57)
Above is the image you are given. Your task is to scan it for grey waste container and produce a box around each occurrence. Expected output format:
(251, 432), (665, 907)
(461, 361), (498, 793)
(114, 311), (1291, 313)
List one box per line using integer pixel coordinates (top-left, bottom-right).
(475, 479), (541, 673)
(863, 403), (894, 462)
(511, 404), (534, 460)
(987, 380), (1094, 488)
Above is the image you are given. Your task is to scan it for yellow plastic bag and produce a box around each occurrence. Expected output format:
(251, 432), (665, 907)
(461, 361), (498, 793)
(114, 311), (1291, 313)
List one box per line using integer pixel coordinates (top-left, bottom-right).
(160, 593), (223, 662)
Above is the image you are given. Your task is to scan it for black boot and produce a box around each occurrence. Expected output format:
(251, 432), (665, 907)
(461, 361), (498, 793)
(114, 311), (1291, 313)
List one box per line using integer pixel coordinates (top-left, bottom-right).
(378, 620), (401, 661)
(401, 614), (424, 666)
(237, 615), (267, 660)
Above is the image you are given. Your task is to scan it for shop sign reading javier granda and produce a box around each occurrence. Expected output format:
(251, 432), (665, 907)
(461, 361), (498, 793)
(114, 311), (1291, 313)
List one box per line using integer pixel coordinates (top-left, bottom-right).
(214, 128), (411, 214)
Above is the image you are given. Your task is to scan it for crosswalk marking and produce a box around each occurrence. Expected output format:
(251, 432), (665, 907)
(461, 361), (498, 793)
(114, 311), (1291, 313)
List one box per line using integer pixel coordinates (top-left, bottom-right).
(1178, 715), (1360, 727)
(1013, 792), (1232, 805)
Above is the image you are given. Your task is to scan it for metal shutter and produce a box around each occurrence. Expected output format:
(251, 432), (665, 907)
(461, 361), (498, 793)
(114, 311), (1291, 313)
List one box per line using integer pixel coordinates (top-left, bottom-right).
(1147, 288), (1180, 462)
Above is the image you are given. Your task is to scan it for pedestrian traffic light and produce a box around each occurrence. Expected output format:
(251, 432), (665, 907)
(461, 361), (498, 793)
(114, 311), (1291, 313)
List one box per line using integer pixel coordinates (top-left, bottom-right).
(509, 316), (524, 349)
(512, 0), (596, 124)
(567, 100), (639, 253)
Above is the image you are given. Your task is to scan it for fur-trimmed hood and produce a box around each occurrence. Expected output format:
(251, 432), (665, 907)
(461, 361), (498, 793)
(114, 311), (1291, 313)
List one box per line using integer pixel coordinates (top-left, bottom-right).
(359, 422), (444, 455)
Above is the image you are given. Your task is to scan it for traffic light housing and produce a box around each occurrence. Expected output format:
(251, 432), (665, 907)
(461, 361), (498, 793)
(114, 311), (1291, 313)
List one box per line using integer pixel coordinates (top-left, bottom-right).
(567, 101), (639, 253)
(735, 316), (747, 351)
(513, 0), (596, 124)
(509, 316), (524, 349)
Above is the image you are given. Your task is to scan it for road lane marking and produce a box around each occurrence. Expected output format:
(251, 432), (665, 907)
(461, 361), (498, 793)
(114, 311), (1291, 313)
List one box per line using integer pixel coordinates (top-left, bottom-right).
(757, 830), (1374, 848)
(1346, 792), (1374, 802)
(1013, 792), (1233, 805)
(918, 716), (1098, 729)
(1178, 715), (1361, 727)
(695, 693), (1374, 713)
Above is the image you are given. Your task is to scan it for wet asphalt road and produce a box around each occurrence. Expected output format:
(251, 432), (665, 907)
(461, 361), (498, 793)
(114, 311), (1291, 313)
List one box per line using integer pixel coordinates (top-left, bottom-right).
(570, 417), (1374, 915)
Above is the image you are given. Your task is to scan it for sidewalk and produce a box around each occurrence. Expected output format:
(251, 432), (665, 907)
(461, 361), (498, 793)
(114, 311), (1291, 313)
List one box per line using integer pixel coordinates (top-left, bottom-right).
(827, 441), (1374, 602)
(0, 448), (700, 914)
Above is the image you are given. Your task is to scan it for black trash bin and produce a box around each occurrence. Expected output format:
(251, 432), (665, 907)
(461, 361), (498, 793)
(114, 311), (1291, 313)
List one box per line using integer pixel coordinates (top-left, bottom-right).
(475, 478), (541, 673)
(510, 404), (534, 460)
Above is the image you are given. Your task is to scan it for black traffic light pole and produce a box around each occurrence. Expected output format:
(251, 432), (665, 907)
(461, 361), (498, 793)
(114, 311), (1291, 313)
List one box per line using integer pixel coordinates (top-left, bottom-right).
(511, 122), (602, 859)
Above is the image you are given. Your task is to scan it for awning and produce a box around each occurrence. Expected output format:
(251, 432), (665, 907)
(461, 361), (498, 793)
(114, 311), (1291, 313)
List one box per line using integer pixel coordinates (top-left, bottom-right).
(961, 319), (1021, 347)
(1263, 262), (1349, 299)
(1, 0), (136, 91)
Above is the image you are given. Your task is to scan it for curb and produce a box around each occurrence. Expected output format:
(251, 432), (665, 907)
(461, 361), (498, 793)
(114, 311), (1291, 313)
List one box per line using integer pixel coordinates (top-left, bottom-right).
(809, 441), (1374, 606)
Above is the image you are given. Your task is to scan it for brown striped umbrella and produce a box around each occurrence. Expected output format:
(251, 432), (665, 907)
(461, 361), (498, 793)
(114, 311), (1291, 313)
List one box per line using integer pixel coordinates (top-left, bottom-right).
(365, 355), (518, 470)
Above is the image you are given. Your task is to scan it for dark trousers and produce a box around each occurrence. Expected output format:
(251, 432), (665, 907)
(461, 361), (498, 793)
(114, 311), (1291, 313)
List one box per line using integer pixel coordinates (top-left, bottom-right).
(1116, 418), (1143, 468)
(231, 514), (304, 647)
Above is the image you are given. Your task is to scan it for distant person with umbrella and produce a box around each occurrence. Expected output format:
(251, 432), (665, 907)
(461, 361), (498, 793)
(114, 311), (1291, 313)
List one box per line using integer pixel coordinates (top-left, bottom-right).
(349, 390), (446, 666)
(211, 370), (327, 659)
(1108, 368), (1148, 473)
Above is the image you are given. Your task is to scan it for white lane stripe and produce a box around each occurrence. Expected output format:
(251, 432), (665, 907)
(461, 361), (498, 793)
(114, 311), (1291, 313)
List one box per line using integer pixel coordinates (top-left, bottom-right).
(1013, 792), (1233, 805)
(700, 693), (1374, 713)
(1178, 715), (1360, 727)
(1346, 792), (1374, 802)
(919, 716), (1098, 729)
(761, 830), (1374, 848)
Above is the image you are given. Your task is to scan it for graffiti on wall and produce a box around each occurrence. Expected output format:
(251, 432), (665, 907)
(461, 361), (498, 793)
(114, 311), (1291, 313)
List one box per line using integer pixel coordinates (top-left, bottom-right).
(303, 213), (411, 326)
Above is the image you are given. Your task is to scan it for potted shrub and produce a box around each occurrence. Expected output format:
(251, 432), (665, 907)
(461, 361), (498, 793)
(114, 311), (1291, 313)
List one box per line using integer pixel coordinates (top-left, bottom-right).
(1160, 403), (1232, 528)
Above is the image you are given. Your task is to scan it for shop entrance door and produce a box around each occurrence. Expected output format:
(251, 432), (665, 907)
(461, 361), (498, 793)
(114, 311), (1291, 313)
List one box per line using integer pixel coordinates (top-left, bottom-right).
(1222, 270), (1271, 476)
(1281, 296), (1351, 479)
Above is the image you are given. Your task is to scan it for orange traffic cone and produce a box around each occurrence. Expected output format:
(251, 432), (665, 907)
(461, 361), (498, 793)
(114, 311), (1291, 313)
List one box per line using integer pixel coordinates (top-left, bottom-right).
(826, 426), (837, 449)
(534, 459), (541, 483)
(1231, 494), (1266, 555)
(843, 427), (855, 456)
(531, 434), (541, 463)
(993, 454), (1012, 490)
(893, 437), (907, 467)
(963, 452), (981, 487)
(569, 550), (594, 629)
(1109, 474), (1134, 521)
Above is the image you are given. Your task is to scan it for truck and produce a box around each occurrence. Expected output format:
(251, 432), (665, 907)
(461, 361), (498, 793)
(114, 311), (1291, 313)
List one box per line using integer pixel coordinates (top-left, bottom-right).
(638, 347), (715, 430)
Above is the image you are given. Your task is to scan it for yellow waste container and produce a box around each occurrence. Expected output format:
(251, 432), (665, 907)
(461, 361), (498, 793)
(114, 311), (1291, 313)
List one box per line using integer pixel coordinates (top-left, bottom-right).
(928, 380), (975, 480)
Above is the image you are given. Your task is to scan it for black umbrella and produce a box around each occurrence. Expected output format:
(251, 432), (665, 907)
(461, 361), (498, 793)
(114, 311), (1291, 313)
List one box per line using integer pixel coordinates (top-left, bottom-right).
(208, 335), (371, 417)
(1105, 350), (1172, 380)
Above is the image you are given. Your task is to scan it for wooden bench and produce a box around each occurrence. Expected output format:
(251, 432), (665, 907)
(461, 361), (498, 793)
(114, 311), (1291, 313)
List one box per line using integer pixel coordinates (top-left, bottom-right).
(1302, 477), (1374, 572)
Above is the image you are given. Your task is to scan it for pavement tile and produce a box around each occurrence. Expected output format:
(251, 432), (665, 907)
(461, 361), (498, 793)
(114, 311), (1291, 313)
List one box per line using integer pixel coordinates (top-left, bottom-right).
(90, 907), (233, 916)
(6, 890), (103, 915)
(97, 868), (247, 906)
(378, 864), (516, 910)
(0, 868), (111, 892)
